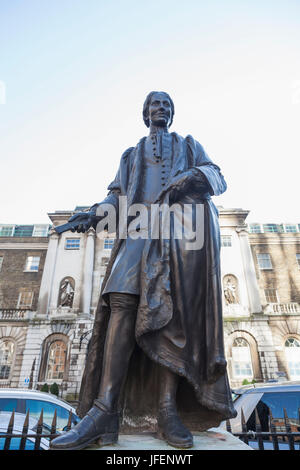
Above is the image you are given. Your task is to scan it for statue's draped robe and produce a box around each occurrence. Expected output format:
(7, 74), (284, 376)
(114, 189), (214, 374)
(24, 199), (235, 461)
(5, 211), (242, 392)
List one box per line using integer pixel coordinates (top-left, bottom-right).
(77, 133), (237, 431)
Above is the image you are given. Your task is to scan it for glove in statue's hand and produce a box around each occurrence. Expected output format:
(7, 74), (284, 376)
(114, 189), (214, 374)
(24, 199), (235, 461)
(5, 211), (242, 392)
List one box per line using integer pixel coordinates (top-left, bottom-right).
(68, 211), (96, 233)
(157, 169), (208, 203)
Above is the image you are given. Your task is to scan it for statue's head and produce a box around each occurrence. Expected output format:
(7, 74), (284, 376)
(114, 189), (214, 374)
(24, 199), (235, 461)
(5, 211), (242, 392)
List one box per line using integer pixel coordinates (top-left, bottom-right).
(143, 91), (174, 128)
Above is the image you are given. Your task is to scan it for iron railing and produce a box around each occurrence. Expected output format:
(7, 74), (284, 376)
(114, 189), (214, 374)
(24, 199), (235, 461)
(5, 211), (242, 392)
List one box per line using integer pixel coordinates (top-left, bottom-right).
(226, 406), (300, 450)
(0, 408), (72, 450)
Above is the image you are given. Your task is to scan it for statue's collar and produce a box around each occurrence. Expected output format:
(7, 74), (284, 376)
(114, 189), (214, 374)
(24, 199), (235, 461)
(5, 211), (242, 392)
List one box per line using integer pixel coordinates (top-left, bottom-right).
(149, 127), (169, 136)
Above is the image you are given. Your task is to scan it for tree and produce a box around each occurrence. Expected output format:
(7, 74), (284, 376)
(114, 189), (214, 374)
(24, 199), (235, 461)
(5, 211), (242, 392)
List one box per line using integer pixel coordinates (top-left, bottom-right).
(50, 382), (59, 397)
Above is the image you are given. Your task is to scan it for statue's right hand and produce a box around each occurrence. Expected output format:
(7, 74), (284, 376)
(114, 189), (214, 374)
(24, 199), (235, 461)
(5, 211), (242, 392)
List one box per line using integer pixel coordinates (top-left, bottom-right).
(68, 211), (95, 233)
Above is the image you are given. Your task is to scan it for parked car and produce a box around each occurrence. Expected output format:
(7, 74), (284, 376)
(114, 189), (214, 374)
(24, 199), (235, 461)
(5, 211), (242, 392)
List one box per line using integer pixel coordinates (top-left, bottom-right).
(0, 389), (80, 432)
(0, 412), (49, 450)
(220, 381), (300, 450)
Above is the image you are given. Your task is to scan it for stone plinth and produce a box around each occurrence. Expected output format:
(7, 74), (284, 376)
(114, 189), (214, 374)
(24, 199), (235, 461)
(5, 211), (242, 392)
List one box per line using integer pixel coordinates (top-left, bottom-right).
(87, 428), (252, 450)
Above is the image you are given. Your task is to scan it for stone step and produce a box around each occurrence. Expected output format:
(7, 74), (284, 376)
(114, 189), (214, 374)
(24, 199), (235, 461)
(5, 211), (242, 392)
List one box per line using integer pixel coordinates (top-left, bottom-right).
(86, 428), (252, 451)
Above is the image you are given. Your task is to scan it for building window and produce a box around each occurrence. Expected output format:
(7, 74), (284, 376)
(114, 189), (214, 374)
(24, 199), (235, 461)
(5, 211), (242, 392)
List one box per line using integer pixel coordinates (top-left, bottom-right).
(46, 341), (67, 380)
(101, 257), (110, 266)
(17, 291), (34, 309)
(248, 223), (262, 233)
(285, 338), (300, 379)
(257, 253), (272, 270)
(264, 288), (279, 303)
(32, 225), (49, 237)
(0, 226), (14, 237)
(0, 256), (3, 272)
(221, 235), (232, 247)
(65, 238), (80, 250)
(0, 340), (15, 380)
(24, 256), (40, 272)
(296, 254), (300, 269)
(14, 225), (34, 237)
(263, 224), (280, 233)
(284, 224), (298, 233)
(232, 338), (253, 379)
(104, 239), (115, 250)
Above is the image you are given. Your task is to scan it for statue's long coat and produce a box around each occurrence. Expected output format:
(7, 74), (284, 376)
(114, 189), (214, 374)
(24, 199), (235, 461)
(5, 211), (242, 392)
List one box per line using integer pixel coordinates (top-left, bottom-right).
(77, 133), (237, 431)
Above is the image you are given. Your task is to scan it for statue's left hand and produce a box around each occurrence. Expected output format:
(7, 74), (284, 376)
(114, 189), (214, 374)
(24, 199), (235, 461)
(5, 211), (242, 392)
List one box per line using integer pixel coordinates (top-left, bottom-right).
(157, 169), (208, 203)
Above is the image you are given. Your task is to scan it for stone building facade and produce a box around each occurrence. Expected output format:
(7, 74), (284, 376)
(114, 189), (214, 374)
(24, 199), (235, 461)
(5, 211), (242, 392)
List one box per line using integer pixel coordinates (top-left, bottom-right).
(0, 209), (299, 400)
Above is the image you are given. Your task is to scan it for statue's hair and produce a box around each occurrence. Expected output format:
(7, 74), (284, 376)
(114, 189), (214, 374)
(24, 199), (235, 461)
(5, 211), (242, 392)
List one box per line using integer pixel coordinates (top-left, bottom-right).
(142, 91), (175, 128)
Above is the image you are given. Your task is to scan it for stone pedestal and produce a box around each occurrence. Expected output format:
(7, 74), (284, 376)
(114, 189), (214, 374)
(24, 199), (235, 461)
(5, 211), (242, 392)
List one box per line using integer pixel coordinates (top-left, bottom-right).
(87, 428), (252, 451)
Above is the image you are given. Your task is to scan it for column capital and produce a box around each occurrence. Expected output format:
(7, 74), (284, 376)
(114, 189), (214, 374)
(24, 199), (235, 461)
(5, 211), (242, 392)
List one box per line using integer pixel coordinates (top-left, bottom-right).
(86, 227), (96, 238)
(49, 228), (60, 239)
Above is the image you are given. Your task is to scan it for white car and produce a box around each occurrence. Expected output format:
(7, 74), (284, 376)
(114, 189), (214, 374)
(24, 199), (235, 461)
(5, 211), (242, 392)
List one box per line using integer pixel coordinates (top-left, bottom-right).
(0, 412), (50, 450)
(0, 389), (80, 433)
(219, 381), (300, 450)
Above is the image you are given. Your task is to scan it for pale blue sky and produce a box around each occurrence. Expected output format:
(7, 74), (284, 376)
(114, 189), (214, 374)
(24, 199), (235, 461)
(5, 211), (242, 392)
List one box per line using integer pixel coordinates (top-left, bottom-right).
(1, 0), (300, 224)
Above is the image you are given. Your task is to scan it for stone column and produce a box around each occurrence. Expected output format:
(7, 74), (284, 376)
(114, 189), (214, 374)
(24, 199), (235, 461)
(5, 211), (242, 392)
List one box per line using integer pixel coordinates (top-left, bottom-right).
(237, 227), (262, 314)
(37, 229), (59, 315)
(82, 228), (95, 315)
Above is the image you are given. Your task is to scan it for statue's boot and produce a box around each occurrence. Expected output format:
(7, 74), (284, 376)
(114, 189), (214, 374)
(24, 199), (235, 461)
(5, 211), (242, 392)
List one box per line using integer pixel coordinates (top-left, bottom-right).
(157, 368), (193, 449)
(50, 293), (139, 450)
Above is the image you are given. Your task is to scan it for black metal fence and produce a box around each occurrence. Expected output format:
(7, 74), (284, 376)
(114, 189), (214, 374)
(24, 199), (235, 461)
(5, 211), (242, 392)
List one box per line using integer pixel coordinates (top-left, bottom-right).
(0, 409), (72, 450)
(226, 407), (300, 450)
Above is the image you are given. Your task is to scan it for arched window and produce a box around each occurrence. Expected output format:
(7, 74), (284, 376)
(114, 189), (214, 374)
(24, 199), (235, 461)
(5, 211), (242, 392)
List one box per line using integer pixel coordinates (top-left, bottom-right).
(46, 341), (67, 380)
(285, 338), (300, 379)
(232, 338), (253, 379)
(0, 340), (15, 380)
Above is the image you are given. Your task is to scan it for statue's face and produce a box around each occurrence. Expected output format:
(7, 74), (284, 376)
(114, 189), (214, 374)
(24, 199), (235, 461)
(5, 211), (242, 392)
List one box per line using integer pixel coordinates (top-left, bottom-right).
(148, 92), (172, 127)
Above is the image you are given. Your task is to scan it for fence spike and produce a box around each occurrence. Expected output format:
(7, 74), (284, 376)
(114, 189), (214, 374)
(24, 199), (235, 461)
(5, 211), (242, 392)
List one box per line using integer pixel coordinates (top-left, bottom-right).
(34, 408), (43, 451)
(226, 419), (232, 433)
(268, 407), (279, 451)
(51, 408), (57, 436)
(19, 409), (30, 451)
(66, 409), (72, 431)
(4, 410), (15, 450)
(254, 408), (262, 433)
(283, 408), (295, 450)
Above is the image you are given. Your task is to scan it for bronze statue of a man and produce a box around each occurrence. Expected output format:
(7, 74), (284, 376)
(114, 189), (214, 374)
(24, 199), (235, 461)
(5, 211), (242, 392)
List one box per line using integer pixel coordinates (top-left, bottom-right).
(50, 91), (237, 450)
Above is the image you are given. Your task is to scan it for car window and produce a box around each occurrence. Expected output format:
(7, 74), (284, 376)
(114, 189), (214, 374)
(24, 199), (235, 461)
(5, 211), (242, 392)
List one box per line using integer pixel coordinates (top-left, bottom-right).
(260, 391), (300, 420)
(25, 400), (70, 431)
(0, 435), (45, 450)
(0, 398), (18, 412)
(246, 391), (300, 434)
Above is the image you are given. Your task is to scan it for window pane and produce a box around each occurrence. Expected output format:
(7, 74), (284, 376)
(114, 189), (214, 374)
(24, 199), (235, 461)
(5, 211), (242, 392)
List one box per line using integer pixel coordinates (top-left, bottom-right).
(104, 239), (115, 250)
(0, 256), (3, 271)
(285, 338), (300, 378)
(221, 235), (232, 247)
(260, 392), (300, 420)
(32, 225), (49, 237)
(24, 256), (40, 272)
(232, 339), (253, 378)
(0, 226), (14, 237)
(264, 289), (278, 303)
(46, 341), (66, 381)
(0, 398), (18, 411)
(18, 291), (33, 308)
(0, 341), (14, 379)
(65, 239), (80, 250)
(25, 399), (70, 431)
(296, 254), (300, 268)
(257, 253), (272, 269)
(285, 225), (297, 233)
(249, 224), (262, 233)
(263, 224), (279, 233)
(14, 226), (33, 237)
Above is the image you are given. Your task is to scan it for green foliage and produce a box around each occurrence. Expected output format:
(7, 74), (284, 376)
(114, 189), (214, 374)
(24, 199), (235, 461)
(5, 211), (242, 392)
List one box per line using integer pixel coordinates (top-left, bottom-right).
(242, 379), (250, 385)
(40, 383), (49, 393)
(50, 382), (60, 397)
